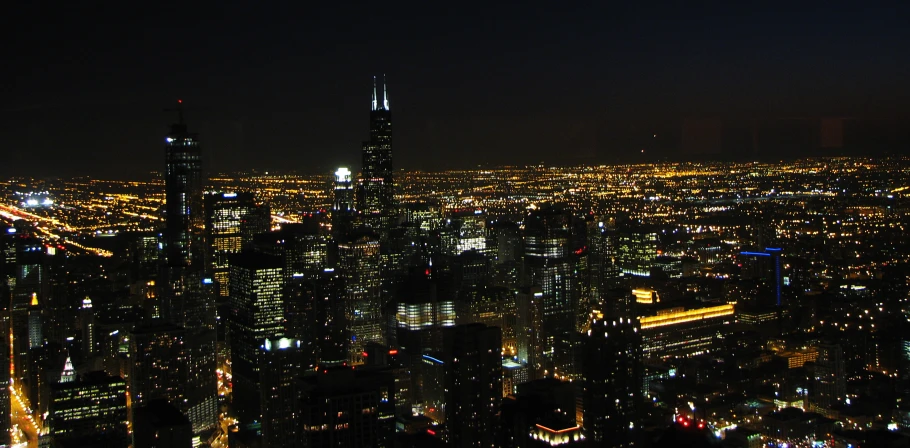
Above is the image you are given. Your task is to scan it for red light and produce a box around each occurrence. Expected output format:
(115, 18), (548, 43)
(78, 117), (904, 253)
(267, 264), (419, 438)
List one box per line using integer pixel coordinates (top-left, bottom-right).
(683, 421), (689, 427)
(427, 429), (436, 436)
(425, 268), (431, 276)
(698, 423), (704, 429)
(362, 351), (369, 357)
(678, 417), (685, 423)
(388, 349), (398, 355)
(178, 99), (183, 104)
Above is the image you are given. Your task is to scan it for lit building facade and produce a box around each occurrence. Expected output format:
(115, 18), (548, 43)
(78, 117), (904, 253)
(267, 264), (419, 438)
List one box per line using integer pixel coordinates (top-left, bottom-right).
(228, 252), (285, 423)
(638, 304), (735, 359)
(205, 191), (270, 296)
(337, 231), (383, 361)
(46, 371), (128, 447)
(523, 206), (581, 379)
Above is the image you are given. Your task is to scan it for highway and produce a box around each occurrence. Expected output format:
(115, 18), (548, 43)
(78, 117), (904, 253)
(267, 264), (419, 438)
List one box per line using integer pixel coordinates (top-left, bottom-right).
(0, 203), (112, 257)
(10, 383), (39, 448)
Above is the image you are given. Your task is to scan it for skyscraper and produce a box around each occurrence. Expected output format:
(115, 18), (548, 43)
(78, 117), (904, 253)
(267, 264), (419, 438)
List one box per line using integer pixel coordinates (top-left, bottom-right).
(442, 323), (503, 447)
(161, 100), (206, 329)
(523, 206), (582, 379)
(259, 337), (305, 448)
(228, 252), (285, 423)
(205, 191), (271, 297)
(46, 371), (128, 447)
(129, 321), (187, 414)
(156, 101), (218, 434)
(583, 288), (642, 447)
(333, 167), (356, 238)
(337, 230), (383, 362)
(813, 343), (846, 412)
(360, 75), (394, 229)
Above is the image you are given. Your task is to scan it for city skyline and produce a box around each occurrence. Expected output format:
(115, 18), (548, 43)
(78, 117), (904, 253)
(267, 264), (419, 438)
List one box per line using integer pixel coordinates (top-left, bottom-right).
(4, 3), (910, 447)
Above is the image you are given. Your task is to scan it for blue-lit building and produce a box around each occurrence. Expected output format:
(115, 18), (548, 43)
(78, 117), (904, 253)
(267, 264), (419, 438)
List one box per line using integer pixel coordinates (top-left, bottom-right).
(739, 247), (783, 307)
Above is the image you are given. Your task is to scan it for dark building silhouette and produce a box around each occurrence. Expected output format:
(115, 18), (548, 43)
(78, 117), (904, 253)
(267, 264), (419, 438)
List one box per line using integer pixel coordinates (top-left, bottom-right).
(0, 301), (11, 446)
(132, 399), (193, 448)
(259, 338), (306, 448)
(284, 269), (349, 367)
(739, 247), (783, 307)
(332, 167), (356, 239)
(583, 288), (642, 447)
(160, 101), (206, 329)
(443, 323), (502, 447)
(298, 367), (396, 447)
(813, 343), (846, 412)
(360, 75), (395, 231)
(129, 321), (187, 411)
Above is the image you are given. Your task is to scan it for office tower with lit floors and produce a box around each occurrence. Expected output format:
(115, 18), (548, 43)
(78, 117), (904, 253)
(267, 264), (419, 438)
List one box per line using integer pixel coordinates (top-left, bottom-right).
(523, 206), (582, 379)
(205, 191), (271, 297)
(337, 229), (384, 362)
(46, 371), (128, 447)
(360, 75), (395, 233)
(583, 288), (642, 447)
(228, 251), (285, 423)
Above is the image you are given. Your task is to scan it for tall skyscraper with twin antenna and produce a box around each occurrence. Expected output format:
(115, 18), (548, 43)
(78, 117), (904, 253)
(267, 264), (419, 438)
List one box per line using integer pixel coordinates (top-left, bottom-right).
(360, 75), (394, 230)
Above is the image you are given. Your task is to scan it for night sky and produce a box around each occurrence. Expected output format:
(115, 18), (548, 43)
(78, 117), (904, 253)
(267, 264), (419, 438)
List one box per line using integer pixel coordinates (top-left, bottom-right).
(3, 2), (909, 177)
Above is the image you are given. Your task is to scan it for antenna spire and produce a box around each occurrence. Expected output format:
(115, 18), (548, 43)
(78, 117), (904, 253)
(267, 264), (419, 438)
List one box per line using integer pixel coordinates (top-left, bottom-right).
(382, 74), (390, 111)
(176, 99), (184, 125)
(372, 76), (378, 111)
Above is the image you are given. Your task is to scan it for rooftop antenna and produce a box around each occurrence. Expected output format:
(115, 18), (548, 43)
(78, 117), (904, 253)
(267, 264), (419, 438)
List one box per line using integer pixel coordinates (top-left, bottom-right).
(382, 74), (389, 110)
